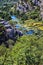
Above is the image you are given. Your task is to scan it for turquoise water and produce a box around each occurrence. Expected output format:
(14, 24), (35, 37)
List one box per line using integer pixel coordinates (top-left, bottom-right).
(11, 16), (16, 19)
(11, 15), (19, 22)
(15, 24), (21, 28)
(11, 15), (35, 35)
(26, 30), (34, 35)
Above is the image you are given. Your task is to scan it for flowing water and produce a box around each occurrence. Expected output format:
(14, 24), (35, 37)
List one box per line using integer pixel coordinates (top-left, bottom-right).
(11, 15), (34, 35)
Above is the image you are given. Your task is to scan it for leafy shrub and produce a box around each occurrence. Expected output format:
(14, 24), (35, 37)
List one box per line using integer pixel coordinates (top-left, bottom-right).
(0, 35), (43, 65)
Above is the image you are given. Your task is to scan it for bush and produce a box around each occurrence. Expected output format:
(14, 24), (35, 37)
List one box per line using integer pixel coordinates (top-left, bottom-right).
(0, 35), (43, 65)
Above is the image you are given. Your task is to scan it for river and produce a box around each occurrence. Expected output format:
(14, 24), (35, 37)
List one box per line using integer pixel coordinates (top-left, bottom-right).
(11, 15), (35, 35)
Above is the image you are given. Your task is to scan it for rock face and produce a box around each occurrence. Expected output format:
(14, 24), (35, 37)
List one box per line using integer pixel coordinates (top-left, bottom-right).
(40, 0), (43, 20)
(16, 0), (32, 14)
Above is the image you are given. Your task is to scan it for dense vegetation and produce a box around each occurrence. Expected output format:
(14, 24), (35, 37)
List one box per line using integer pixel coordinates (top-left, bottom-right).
(0, 0), (43, 65)
(0, 0), (41, 21)
(0, 35), (43, 65)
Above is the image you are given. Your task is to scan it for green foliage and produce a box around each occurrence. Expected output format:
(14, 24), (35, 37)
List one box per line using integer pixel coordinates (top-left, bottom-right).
(0, 0), (43, 65)
(20, 13), (28, 22)
(0, 35), (43, 65)
(26, 8), (40, 21)
(9, 20), (17, 26)
(0, 11), (11, 20)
